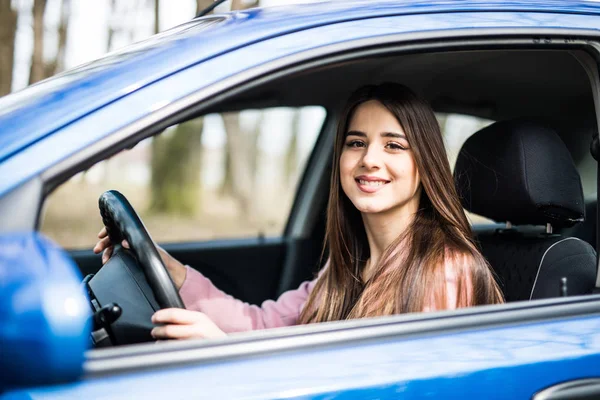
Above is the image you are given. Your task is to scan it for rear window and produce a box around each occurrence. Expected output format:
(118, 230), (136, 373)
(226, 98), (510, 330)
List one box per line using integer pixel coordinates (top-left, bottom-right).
(437, 112), (494, 225)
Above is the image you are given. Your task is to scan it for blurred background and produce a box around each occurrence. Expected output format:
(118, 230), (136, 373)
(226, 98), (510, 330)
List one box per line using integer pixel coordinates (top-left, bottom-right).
(1, 0), (491, 249)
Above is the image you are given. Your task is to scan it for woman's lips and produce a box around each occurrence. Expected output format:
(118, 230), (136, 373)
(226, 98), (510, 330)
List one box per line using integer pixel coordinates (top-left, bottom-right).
(355, 178), (389, 193)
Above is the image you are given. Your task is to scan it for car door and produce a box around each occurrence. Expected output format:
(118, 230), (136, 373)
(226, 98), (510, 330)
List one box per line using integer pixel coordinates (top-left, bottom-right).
(5, 297), (600, 399)
(18, 8), (600, 399)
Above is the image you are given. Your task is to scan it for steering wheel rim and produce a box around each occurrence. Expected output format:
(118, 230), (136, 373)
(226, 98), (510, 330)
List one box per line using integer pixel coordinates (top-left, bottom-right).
(98, 190), (184, 309)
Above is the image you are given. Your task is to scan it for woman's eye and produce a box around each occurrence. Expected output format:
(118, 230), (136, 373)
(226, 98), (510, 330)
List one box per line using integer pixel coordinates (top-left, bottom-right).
(346, 140), (365, 148)
(386, 142), (407, 150)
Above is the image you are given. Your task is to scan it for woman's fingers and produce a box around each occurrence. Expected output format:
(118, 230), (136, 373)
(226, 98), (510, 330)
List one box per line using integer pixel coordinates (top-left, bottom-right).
(93, 235), (112, 254)
(151, 324), (204, 340)
(102, 247), (113, 264)
(94, 227), (130, 265)
(152, 308), (201, 325)
(151, 309), (226, 340)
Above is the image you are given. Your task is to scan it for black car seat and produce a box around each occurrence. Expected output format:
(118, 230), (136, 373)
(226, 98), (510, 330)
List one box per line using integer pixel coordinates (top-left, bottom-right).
(562, 200), (597, 250)
(453, 119), (597, 301)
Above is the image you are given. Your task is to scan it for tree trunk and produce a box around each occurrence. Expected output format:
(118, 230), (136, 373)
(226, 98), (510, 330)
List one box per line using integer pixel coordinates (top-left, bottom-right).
(154, 0), (159, 34)
(221, 113), (252, 216)
(231, 0), (259, 10)
(217, 0), (259, 214)
(196, 0), (214, 14)
(285, 110), (301, 185)
(150, 120), (204, 216)
(29, 0), (48, 85)
(45, 0), (70, 77)
(148, 0), (207, 216)
(106, 0), (117, 52)
(0, 0), (17, 96)
(148, 0), (260, 216)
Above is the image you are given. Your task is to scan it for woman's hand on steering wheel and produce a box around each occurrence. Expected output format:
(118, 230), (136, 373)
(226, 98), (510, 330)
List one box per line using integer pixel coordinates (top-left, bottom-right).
(93, 226), (187, 290)
(151, 308), (226, 340)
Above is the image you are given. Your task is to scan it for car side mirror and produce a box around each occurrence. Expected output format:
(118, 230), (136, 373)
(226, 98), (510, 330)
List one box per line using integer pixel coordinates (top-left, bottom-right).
(0, 233), (90, 392)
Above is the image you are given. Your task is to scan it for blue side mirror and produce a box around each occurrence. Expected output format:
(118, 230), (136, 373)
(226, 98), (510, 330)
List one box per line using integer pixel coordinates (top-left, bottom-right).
(0, 233), (90, 391)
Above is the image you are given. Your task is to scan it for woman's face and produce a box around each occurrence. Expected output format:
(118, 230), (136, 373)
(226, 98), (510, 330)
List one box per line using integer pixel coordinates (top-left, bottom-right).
(340, 100), (421, 216)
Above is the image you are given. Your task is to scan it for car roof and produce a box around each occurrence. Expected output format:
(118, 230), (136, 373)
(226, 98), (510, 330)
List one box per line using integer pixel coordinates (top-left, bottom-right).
(0, 0), (599, 163)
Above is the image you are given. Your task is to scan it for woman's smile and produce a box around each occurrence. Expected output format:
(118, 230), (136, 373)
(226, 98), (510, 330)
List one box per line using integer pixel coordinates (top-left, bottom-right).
(355, 175), (390, 193)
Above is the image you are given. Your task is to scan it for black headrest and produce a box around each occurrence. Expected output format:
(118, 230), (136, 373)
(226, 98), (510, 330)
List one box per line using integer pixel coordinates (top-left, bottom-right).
(454, 119), (584, 228)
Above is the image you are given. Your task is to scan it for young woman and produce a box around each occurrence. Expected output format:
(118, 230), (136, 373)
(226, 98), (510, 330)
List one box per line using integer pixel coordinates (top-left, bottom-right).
(94, 83), (504, 340)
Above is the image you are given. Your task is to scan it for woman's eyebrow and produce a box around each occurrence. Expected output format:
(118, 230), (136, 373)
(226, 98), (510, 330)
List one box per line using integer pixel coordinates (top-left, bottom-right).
(346, 130), (406, 139)
(381, 132), (407, 139)
(346, 130), (366, 137)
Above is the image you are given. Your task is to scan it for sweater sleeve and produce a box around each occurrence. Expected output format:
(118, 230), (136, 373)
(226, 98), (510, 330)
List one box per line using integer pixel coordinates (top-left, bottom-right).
(179, 265), (318, 333)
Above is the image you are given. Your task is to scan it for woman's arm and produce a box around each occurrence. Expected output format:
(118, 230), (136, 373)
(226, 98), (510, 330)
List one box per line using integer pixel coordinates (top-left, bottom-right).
(95, 227), (321, 338)
(178, 266), (317, 333)
(151, 268), (318, 340)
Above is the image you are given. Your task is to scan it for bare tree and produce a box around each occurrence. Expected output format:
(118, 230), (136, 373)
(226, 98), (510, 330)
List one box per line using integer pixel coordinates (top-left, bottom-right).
(150, 121), (204, 215)
(231, 0), (259, 10)
(285, 110), (301, 185)
(218, 0), (259, 216)
(149, 0), (260, 216)
(0, 0), (18, 96)
(45, 0), (70, 76)
(196, 0), (214, 14)
(153, 0), (160, 35)
(29, 0), (48, 85)
(149, 0), (208, 216)
(106, 0), (117, 52)
(29, 0), (71, 85)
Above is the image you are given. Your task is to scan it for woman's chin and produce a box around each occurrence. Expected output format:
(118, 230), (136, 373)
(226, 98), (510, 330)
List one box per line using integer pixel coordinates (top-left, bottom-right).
(354, 203), (387, 214)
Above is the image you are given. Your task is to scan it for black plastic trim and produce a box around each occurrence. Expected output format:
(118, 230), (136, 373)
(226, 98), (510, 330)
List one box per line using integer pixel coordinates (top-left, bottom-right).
(534, 378), (600, 400)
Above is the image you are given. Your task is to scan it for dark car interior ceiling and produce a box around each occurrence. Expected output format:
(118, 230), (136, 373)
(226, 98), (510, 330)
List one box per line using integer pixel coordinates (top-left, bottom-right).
(223, 50), (591, 116)
(217, 49), (595, 163)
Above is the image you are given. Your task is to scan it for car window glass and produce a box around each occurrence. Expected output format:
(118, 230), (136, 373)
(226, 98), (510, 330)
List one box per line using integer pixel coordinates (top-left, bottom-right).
(40, 106), (326, 249)
(436, 112), (494, 225)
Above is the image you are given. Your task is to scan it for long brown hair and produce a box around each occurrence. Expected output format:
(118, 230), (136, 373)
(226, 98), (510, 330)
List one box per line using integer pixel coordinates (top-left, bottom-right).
(298, 83), (503, 324)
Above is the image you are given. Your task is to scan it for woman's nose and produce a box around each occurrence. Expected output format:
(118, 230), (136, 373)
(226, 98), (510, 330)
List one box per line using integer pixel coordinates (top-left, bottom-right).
(361, 145), (382, 169)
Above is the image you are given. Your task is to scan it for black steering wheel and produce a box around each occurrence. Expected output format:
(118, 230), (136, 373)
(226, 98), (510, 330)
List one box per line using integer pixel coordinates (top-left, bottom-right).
(86, 190), (184, 345)
(98, 190), (184, 309)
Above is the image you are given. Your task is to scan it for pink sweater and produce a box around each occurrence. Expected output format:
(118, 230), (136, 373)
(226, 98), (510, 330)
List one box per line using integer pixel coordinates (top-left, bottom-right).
(179, 265), (318, 333)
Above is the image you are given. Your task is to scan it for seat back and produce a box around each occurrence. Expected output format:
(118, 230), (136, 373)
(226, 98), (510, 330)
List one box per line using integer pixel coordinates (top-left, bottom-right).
(454, 119), (596, 301)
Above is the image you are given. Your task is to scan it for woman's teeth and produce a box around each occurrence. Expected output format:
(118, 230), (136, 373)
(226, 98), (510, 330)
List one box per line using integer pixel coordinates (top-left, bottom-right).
(358, 180), (386, 186)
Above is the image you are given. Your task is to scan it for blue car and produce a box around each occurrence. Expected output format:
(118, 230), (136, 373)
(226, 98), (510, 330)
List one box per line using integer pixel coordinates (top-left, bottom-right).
(3, 0), (600, 398)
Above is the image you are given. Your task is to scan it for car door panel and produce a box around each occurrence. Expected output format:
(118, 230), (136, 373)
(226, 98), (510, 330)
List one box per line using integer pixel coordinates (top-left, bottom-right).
(9, 309), (600, 399)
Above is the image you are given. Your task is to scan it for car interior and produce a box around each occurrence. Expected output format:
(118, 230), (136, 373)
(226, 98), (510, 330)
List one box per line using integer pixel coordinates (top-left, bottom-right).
(47, 47), (600, 346)
(198, 48), (599, 299)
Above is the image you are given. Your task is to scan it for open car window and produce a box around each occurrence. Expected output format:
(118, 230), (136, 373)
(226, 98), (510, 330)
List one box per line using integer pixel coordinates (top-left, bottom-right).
(40, 107), (326, 249)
